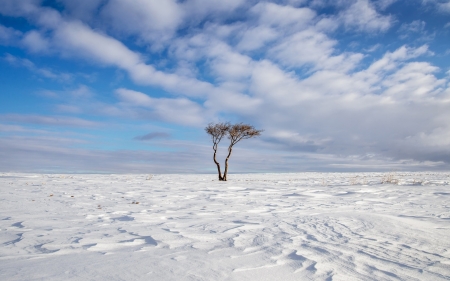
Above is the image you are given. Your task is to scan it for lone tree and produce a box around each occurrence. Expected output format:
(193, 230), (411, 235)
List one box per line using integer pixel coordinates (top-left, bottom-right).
(205, 122), (263, 181)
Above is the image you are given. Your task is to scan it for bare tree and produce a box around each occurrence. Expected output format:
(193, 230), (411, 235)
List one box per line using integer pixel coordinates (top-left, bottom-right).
(205, 122), (230, 181)
(205, 122), (263, 181)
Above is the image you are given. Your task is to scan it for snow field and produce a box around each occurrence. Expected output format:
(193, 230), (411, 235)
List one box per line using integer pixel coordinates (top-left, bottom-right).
(1, 172), (450, 280)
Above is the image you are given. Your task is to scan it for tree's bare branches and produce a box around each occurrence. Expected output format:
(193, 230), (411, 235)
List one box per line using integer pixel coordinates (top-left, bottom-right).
(228, 123), (263, 147)
(205, 122), (230, 147)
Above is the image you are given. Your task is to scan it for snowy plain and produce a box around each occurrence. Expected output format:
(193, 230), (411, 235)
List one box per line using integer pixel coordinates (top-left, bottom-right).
(1, 172), (450, 281)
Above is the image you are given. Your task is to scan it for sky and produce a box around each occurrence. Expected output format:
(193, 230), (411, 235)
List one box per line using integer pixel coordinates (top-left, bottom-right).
(0, 0), (450, 173)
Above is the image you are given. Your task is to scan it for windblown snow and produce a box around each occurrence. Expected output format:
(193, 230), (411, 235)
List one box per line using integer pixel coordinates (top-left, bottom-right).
(1, 173), (450, 280)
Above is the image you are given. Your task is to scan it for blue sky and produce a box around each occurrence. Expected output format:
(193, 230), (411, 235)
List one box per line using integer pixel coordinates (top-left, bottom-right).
(1, 0), (450, 173)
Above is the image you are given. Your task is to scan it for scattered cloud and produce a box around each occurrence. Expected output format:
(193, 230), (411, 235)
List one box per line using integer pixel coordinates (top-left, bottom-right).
(0, 124), (47, 134)
(438, 1), (450, 13)
(22, 30), (50, 53)
(100, 0), (183, 47)
(397, 20), (435, 41)
(419, 0), (450, 13)
(69, 85), (93, 99)
(364, 43), (382, 52)
(373, 0), (399, 10)
(0, 24), (22, 45)
(55, 105), (83, 114)
(133, 132), (171, 141)
(115, 88), (206, 126)
(4, 53), (72, 81)
(398, 20), (426, 34)
(0, 114), (99, 128)
(35, 85), (93, 100)
(337, 0), (393, 33)
(269, 28), (364, 71)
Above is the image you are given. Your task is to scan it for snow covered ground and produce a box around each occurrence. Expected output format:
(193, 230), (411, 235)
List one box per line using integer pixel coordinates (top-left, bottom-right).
(1, 172), (450, 280)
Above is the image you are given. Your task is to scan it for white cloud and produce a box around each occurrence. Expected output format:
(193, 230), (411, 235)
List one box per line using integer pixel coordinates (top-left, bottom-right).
(181, 0), (247, 22)
(381, 62), (444, 98)
(58, 0), (247, 50)
(115, 88), (152, 105)
(0, 24), (22, 45)
(338, 0), (393, 32)
(242, 43), (450, 166)
(235, 3), (317, 51)
(55, 0), (104, 22)
(438, 1), (450, 12)
(363, 45), (430, 76)
(399, 20), (426, 34)
(364, 43), (382, 52)
(53, 21), (141, 69)
(207, 42), (254, 81)
(22, 30), (50, 53)
(418, 0), (450, 13)
(269, 28), (363, 71)
(27, 18), (217, 98)
(100, 0), (183, 46)
(397, 20), (435, 41)
(236, 26), (279, 51)
(0, 0), (41, 17)
(373, 0), (399, 10)
(4, 53), (72, 81)
(115, 88), (205, 126)
(0, 114), (99, 127)
(251, 2), (316, 28)
(55, 105), (82, 114)
(0, 124), (47, 134)
(35, 85), (93, 101)
(70, 85), (93, 99)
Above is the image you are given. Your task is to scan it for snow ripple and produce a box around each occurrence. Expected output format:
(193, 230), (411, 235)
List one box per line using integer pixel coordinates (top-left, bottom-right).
(0, 172), (449, 280)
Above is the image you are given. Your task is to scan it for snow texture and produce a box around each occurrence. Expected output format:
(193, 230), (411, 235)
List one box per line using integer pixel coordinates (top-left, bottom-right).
(1, 172), (450, 280)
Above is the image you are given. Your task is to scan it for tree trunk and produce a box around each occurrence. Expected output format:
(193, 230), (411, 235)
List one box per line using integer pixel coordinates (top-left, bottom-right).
(213, 146), (224, 181)
(223, 146), (233, 181)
